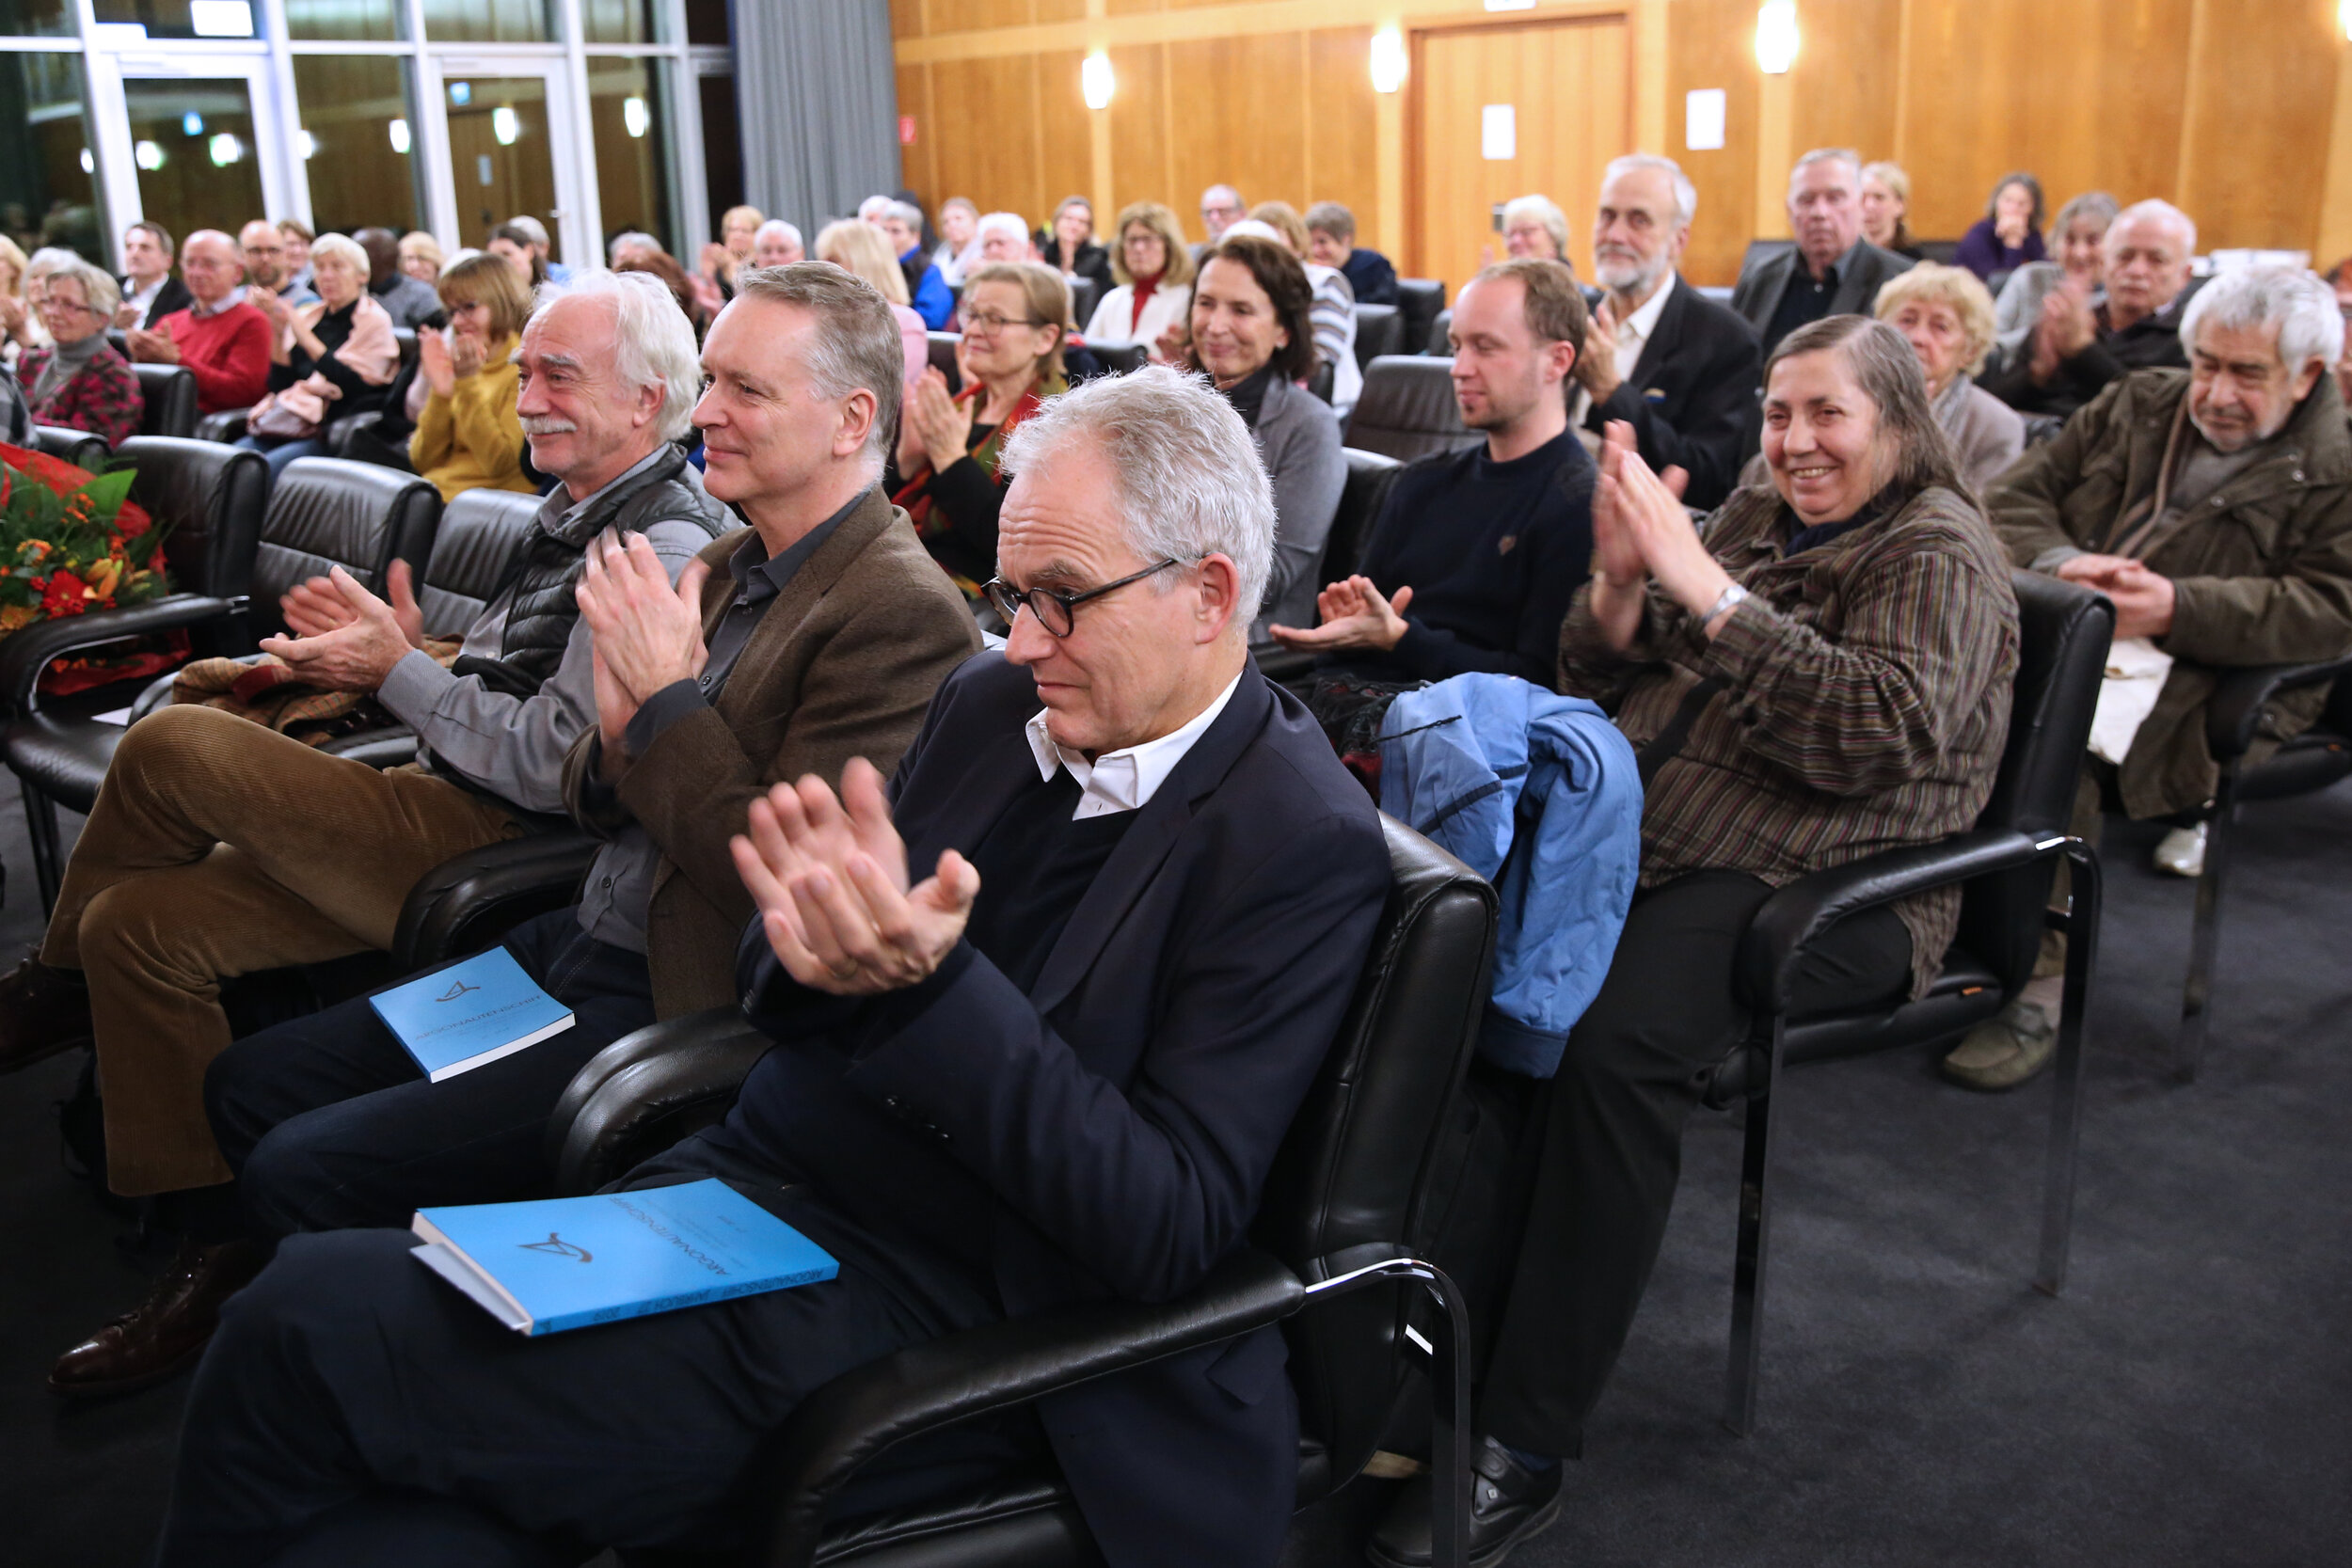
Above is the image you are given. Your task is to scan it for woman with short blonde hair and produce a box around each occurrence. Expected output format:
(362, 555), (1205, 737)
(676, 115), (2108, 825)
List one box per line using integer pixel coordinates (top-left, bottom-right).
(397, 231), (445, 286)
(1860, 161), (1922, 259)
(1875, 261), (2025, 489)
(815, 218), (926, 388)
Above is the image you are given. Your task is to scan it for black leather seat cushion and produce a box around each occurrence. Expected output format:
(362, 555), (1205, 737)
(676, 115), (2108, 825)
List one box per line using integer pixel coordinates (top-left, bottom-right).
(1343, 357), (1480, 463)
(1353, 304), (1403, 368)
(1393, 278), (1443, 360)
(249, 458), (439, 641)
(414, 488), (541, 639)
(1704, 949), (2009, 1106)
(132, 363), (199, 439)
(2239, 727), (2352, 803)
(4, 702), (130, 804)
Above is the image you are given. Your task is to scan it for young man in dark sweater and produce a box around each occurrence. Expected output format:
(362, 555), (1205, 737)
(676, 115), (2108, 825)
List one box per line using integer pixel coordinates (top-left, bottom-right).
(1269, 256), (1595, 684)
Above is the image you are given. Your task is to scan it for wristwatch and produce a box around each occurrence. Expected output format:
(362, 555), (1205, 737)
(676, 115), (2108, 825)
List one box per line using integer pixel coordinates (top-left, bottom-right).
(1705, 583), (1750, 623)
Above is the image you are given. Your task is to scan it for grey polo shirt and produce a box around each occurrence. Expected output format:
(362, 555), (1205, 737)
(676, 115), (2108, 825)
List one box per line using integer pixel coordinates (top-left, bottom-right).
(572, 487), (864, 955)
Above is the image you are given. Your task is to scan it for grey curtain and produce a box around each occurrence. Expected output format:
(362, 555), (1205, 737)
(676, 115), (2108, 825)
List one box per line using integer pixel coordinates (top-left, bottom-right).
(733, 0), (903, 238)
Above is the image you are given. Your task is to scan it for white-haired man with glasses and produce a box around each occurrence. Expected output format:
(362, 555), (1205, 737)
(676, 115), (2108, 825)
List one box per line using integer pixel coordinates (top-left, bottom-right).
(145, 364), (1389, 1568)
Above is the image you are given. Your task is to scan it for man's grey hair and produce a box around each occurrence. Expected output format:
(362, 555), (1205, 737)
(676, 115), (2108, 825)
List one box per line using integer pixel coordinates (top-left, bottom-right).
(755, 218), (802, 249)
(2181, 264), (2344, 373)
(39, 253), (119, 320)
(504, 214), (550, 250)
(1789, 146), (1863, 190)
(2109, 198), (2197, 258)
(857, 195), (893, 223)
(533, 268), (702, 443)
(729, 261), (907, 472)
(1603, 152), (1697, 227)
(885, 200), (924, 230)
(976, 211), (1029, 247)
(606, 230), (662, 263)
(998, 364), (1275, 631)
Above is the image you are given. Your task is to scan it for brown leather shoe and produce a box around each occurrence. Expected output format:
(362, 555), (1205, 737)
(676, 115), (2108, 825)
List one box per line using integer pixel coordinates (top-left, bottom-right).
(0, 956), (93, 1074)
(49, 1239), (269, 1398)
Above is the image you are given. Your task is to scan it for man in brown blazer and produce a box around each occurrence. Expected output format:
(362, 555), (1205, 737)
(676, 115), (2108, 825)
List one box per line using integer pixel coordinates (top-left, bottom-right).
(162, 264), (978, 1360)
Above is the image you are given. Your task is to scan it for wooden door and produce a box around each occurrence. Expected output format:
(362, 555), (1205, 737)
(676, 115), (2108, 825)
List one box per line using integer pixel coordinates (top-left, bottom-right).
(1410, 15), (1633, 293)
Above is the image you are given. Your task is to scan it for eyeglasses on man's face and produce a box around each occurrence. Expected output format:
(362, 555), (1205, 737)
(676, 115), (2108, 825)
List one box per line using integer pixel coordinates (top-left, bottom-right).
(983, 558), (1183, 638)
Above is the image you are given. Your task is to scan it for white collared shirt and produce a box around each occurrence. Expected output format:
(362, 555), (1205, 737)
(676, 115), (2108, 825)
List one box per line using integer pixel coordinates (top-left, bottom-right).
(1024, 672), (1244, 820)
(1570, 269), (1678, 430)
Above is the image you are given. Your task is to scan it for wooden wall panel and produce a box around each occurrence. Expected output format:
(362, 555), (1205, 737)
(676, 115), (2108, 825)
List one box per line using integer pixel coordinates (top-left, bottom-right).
(896, 63), (934, 207)
(1785, 0), (1898, 171)
(1167, 34), (1310, 222)
(888, 0), (924, 41)
(1667, 0), (1761, 287)
(2178, 0), (2341, 250)
(1037, 48), (1094, 218)
(1306, 25), (1381, 240)
(928, 55), (1047, 229)
(1105, 43), (1174, 229)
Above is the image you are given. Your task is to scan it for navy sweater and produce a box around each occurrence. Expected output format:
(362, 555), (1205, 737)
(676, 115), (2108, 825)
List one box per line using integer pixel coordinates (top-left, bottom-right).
(1350, 429), (1595, 684)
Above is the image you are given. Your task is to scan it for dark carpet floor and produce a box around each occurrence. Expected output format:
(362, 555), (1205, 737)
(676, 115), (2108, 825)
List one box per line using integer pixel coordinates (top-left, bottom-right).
(4, 782), (2348, 1567)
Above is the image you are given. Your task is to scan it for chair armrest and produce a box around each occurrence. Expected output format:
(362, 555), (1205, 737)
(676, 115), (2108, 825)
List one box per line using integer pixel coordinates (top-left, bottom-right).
(0, 593), (239, 711)
(545, 1006), (772, 1193)
(196, 407), (252, 444)
(319, 726), (420, 770)
(1736, 828), (2059, 1013)
(757, 1248), (1307, 1567)
(390, 830), (601, 971)
(2203, 657), (2352, 760)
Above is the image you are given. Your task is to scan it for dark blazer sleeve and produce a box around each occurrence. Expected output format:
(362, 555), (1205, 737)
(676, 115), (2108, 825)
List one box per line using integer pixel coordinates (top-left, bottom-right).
(1728, 253), (1785, 337)
(1584, 284), (1761, 511)
(841, 800), (1390, 1304)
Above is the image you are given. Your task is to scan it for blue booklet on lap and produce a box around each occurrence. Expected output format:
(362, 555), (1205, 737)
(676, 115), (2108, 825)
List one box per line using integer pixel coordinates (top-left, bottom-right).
(369, 947), (574, 1083)
(411, 1179), (840, 1336)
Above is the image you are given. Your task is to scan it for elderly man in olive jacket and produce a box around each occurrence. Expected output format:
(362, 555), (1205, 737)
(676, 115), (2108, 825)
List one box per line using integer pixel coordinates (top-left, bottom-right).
(1952, 266), (2352, 1090)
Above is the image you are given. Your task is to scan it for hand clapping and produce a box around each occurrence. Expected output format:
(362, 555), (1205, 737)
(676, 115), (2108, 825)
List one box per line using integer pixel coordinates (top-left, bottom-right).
(258, 562), (425, 691)
(729, 759), (979, 995)
(1265, 576), (1414, 653)
(1590, 421), (1716, 646)
(572, 531), (711, 750)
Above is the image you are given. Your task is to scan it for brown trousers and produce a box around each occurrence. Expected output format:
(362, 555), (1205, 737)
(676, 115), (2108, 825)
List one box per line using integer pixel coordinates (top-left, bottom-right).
(42, 704), (525, 1196)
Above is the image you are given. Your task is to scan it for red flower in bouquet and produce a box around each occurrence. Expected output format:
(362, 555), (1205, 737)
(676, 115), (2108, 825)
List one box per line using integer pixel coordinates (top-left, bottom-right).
(39, 570), (87, 618)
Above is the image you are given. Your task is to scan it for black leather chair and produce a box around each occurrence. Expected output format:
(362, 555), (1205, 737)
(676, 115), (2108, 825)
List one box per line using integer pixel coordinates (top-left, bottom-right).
(1353, 303), (1404, 369)
(1344, 357), (1477, 462)
(1697, 569), (2112, 1433)
(196, 405), (251, 444)
(1424, 307), (1453, 357)
(1066, 275), (1100, 333)
(1254, 449), (1403, 689)
(203, 332), (421, 447)
(4, 456), (438, 910)
(31, 423), (109, 470)
(1394, 278), (1444, 358)
(927, 331), (961, 394)
(1915, 238), (1962, 267)
(132, 363), (199, 438)
(1082, 341), (1146, 377)
(542, 815), (1499, 1568)
(2173, 657), (2352, 1079)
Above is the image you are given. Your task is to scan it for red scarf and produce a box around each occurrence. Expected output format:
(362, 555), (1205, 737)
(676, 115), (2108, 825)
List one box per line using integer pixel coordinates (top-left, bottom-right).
(1127, 273), (1161, 337)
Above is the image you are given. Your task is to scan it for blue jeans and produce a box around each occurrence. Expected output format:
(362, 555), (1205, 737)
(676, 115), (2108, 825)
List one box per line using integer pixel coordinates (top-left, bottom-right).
(233, 432), (326, 482)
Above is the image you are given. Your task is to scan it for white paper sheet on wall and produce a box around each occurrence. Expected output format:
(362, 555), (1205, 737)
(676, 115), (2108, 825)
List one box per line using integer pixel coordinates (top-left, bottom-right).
(1686, 88), (1727, 151)
(1482, 104), (1516, 162)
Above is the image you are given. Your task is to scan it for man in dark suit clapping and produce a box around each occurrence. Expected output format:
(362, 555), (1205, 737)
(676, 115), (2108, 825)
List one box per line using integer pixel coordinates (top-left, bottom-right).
(149, 365), (1392, 1568)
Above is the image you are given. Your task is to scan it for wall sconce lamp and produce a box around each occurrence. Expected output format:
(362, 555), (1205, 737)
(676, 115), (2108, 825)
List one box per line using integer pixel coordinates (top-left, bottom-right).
(1082, 52), (1115, 110)
(1756, 0), (1799, 73)
(1370, 27), (1406, 93)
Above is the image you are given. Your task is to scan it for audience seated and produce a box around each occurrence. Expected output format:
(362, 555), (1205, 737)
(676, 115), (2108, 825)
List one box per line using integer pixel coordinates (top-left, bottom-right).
(1238, 204), (1361, 415)
(407, 251), (538, 502)
(1180, 233), (1343, 640)
(189, 262), (977, 1322)
(235, 233), (400, 480)
(699, 202), (763, 301)
(1993, 190), (2119, 366)
(20, 256), (143, 447)
(0, 237), (42, 364)
(1306, 199), (1399, 306)
(933, 194), (978, 284)
(1876, 263), (2026, 489)
(815, 218), (928, 388)
(1954, 171), (2049, 282)
(504, 214), (570, 284)
(278, 220), (314, 294)
(350, 227), (442, 331)
(1958, 267), (2352, 1086)
(1981, 198), (2200, 420)
(115, 219), (189, 331)
(1269, 257), (1593, 684)
(1368, 315), (2018, 1567)
(1859, 161), (1925, 260)
(616, 245), (714, 337)
(238, 219), (315, 308)
(485, 222), (549, 290)
(882, 199), (955, 329)
(145, 363), (1381, 1568)
(124, 230), (270, 416)
(895, 260), (1070, 596)
(1732, 147), (1917, 359)
(7, 271), (735, 1395)
(752, 217), (804, 268)
(1200, 182), (1247, 245)
(397, 230), (444, 287)
(1083, 199), (1193, 347)
(1502, 194), (1572, 264)
(1035, 194), (1115, 295)
(1571, 152), (1762, 510)
(973, 210), (1033, 268)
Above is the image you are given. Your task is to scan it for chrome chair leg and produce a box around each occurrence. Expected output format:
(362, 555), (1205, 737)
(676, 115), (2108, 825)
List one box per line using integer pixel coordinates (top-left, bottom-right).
(2177, 768), (2239, 1083)
(2038, 840), (2101, 1296)
(1722, 1016), (1788, 1436)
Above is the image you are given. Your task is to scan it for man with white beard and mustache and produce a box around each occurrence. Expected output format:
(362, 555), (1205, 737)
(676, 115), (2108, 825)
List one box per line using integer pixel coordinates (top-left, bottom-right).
(1569, 153), (1762, 510)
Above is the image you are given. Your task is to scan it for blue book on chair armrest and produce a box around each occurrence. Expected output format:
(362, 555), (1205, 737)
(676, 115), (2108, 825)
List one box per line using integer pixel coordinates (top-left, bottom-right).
(411, 1179), (840, 1336)
(368, 946), (574, 1083)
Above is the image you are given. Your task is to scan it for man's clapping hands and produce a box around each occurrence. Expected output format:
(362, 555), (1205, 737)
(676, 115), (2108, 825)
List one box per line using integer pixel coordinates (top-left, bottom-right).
(730, 759), (978, 995)
(572, 531), (712, 758)
(257, 561), (424, 691)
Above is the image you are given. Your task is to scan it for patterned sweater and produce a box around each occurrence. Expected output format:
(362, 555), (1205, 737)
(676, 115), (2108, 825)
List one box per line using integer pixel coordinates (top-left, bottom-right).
(17, 344), (143, 448)
(1557, 482), (2020, 996)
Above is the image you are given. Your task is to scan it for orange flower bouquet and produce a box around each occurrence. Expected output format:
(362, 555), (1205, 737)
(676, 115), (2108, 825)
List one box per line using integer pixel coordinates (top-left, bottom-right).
(0, 444), (176, 694)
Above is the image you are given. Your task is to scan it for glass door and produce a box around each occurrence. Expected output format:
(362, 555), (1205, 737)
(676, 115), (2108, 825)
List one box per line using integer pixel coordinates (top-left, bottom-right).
(424, 56), (586, 266)
(85, 52), (297, 248)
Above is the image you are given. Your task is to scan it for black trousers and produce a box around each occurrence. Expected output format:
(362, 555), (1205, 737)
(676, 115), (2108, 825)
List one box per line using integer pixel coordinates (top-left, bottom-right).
(204, 911), (660, 1240)
(150, 1125), (1039, 1567)
(1478, 869), (1913, 1453)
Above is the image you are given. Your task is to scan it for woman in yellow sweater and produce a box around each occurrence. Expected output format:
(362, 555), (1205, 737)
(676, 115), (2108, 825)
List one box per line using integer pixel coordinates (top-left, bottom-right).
(409, 254), (538, 502)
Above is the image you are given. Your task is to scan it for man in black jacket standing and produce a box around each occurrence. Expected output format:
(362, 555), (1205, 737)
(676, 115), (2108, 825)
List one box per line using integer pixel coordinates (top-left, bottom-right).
(145, 366), (1391, 1568)
(1571, 152), (1761, 509)
(1730, 147), (1915, 358)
